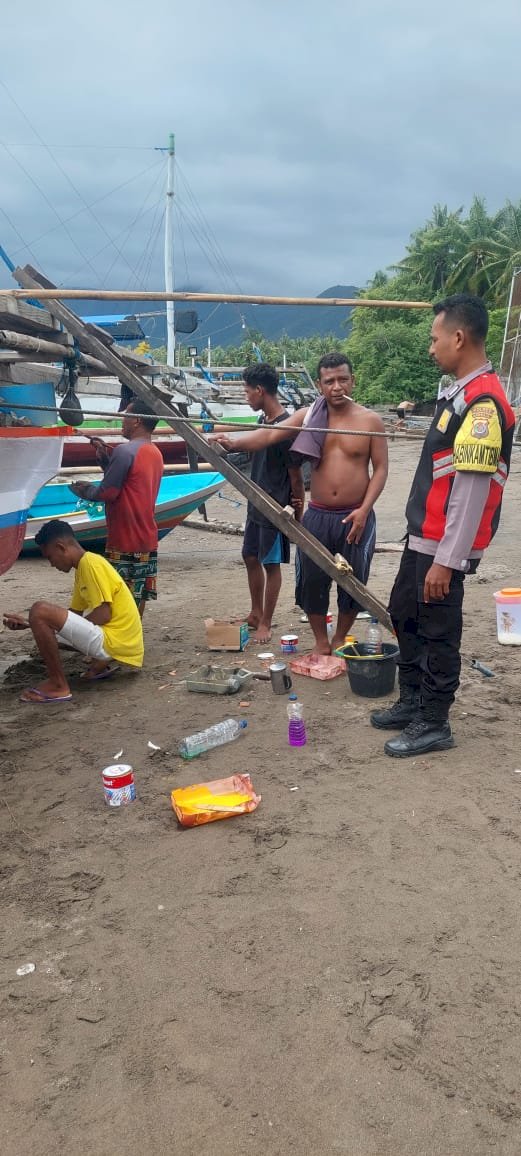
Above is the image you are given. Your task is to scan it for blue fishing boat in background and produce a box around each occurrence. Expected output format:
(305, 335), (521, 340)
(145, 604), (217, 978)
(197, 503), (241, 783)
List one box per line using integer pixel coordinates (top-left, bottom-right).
(21, 471), (224, 556)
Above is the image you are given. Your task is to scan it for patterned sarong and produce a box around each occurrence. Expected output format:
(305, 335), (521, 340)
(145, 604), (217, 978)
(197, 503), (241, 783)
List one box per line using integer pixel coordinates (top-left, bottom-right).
(106, 549), (158, 605)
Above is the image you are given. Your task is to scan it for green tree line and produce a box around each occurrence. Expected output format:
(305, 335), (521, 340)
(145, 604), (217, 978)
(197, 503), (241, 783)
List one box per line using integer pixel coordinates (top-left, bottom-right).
(151, 333), (348, 371)
(151, 195), (517, 404)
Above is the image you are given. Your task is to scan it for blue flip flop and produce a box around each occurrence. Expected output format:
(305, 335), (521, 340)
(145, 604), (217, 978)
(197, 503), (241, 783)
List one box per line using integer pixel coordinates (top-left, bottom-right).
(80, 664), (120, 682)
(20, 688), (73, 704)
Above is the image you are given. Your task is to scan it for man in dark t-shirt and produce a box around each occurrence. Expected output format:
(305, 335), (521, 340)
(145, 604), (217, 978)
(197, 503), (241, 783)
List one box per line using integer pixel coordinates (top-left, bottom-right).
(238, 364), (304, 644)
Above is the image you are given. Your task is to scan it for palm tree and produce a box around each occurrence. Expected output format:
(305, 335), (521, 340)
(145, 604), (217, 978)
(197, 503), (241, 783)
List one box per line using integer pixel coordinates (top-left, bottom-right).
(480, 201), (521, 305)
(394, 204), (465, 295)
(446, 196), (498, 299)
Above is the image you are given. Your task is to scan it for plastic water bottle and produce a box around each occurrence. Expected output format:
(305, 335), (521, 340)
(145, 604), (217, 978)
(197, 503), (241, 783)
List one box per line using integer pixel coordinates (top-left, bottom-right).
(365, 617), (383, 654)
(200, 405), (214, 433)
(326, 612), (334, 643)
(287, 694), (307, 747)
(179, 718), (247, 759)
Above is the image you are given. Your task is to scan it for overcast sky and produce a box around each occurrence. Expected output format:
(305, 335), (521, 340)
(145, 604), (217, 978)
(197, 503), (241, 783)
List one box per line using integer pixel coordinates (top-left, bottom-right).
(1, 0), (520, 305)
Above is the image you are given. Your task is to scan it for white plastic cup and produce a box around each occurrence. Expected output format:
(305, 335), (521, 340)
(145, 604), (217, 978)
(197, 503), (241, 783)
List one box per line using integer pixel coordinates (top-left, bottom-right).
(257, 651), (275, 669)
(493, 588), (521, 645)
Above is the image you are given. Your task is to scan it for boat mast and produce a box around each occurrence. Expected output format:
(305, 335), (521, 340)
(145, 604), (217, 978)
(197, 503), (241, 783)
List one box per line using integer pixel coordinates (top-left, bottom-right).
(164, 132), (175, 367)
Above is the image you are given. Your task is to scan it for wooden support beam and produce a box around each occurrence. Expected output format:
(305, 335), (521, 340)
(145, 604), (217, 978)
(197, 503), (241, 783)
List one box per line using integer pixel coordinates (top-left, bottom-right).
(14, 264), (394, 632)
(0, 351), (63, 365)
(0, 361), (67, 386)
(0, 298), (57, 334)
(5, 281), (432, 310)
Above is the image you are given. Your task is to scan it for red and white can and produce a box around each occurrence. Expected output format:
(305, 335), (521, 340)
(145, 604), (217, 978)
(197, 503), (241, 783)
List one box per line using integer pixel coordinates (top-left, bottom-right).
(102, 763), (136, 807)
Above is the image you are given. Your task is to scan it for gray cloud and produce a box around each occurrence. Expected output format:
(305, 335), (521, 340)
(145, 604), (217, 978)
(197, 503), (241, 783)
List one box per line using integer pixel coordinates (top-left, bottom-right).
(1, 0), (520, 304)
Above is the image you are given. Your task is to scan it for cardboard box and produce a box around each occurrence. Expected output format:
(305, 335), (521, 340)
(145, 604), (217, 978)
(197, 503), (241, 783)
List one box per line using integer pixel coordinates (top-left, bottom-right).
(204, 618), (250, 651)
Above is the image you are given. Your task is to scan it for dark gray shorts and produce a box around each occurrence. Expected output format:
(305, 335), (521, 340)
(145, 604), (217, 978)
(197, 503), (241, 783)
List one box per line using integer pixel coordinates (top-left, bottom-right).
(295, 503), (376, 614)
(242, 519), (290, 565)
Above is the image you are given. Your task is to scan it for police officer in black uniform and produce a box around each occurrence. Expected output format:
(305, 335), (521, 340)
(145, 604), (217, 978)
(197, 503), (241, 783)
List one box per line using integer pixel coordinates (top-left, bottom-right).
(371, 294), (515, 757)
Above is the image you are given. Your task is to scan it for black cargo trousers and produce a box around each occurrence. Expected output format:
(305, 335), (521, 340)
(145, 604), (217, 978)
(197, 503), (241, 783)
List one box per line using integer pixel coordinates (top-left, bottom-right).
(388, 543), (476, 719)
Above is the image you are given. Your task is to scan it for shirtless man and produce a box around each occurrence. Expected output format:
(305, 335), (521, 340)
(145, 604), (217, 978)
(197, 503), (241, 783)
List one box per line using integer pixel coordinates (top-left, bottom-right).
(210, 353), (388, 655)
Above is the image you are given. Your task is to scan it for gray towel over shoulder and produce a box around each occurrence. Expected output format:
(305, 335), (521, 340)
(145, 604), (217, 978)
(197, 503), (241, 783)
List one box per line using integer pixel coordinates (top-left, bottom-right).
(290, 397), (328, 463)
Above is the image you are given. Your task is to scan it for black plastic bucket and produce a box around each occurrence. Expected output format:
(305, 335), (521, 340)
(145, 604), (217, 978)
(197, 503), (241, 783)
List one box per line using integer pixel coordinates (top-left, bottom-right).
(336, 642), (400, 698)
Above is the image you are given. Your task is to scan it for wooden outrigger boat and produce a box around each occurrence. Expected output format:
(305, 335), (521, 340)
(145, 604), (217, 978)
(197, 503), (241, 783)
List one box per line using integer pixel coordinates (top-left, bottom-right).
(21, 471), (224, 556)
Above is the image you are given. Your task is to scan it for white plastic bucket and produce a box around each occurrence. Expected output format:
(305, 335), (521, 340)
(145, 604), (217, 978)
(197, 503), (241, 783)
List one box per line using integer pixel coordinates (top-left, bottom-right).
(493, 588), (521, 645)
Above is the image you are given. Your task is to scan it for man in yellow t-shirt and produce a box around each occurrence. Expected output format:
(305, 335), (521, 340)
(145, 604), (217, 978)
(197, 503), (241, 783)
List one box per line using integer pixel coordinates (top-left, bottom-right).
(2, 519), (143, 704)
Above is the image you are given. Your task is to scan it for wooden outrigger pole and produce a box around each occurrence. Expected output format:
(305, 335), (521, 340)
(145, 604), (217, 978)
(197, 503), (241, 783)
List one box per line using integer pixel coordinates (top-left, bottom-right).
(0, 287), (431, 310)
(13, 263), (396, 631)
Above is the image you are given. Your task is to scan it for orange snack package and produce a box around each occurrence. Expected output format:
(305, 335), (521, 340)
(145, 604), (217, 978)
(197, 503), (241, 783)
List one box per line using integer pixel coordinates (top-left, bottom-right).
(171, 773), (261, 828)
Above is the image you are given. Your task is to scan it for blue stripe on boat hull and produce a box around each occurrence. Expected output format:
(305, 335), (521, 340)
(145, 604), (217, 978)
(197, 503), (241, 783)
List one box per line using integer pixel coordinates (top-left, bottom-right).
(0, 507), (29, 529)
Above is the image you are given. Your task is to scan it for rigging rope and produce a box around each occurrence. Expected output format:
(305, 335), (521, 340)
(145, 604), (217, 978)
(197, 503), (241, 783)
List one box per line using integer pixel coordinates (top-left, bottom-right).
(54, 172), (166, 290)
(176, 163), (244, 294)
(0, 79), (149, 285)
(7, 156), (163, 258)
(3, 399), (431, 440)
(0, 138), (101, 281)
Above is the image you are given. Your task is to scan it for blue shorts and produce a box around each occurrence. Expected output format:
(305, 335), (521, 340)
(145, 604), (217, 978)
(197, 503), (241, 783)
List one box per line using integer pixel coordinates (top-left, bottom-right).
(242, 519), (290, 566)
(295, 503), (376, 614)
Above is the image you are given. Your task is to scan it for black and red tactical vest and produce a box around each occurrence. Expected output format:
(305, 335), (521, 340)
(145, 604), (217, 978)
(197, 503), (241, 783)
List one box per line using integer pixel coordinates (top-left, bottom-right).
(406, 371), (515, 548)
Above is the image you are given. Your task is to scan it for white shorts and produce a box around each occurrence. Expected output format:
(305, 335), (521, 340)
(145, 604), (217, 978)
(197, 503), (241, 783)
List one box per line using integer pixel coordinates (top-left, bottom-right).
(56, 612), (110, 660)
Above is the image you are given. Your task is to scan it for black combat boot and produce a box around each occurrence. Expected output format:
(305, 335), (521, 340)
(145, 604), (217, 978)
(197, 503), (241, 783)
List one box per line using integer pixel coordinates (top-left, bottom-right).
(370, 686), (420, 730)
(383, 705), (455, 758)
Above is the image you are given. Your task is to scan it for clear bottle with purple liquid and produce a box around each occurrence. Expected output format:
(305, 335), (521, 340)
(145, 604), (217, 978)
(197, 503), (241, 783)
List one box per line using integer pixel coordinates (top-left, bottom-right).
(287, 694), (307, 747)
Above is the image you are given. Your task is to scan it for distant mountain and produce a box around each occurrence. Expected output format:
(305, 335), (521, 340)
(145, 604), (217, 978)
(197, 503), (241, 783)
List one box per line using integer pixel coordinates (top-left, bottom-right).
(78, 284), (359, 350)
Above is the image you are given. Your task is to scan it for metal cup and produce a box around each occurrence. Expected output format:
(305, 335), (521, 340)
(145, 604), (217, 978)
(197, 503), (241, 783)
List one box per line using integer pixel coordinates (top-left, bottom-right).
(269, 661), (292, 694)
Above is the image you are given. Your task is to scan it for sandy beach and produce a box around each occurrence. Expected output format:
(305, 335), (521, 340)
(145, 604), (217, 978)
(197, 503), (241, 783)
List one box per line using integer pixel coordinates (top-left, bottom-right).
(1, 439), (521, 1156)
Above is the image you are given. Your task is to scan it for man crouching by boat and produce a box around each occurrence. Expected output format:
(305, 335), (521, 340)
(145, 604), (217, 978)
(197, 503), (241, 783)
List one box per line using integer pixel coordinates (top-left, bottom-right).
(3, 519), (144, 704)
(210, 353), (388, 655)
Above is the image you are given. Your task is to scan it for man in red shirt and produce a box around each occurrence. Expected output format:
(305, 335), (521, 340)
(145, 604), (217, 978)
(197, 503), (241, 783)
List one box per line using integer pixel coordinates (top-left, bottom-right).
(71, 401), (163, 619)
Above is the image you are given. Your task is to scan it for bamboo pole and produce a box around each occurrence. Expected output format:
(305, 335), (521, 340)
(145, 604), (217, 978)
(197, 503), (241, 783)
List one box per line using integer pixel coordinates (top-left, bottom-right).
(70, 426), (185, 438)
(1, 286), (432, 310)
(0, 329), (73, 357)
(0, 332), (110, 374)
(58, 462), (213, 476)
